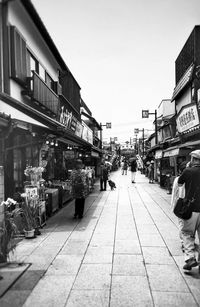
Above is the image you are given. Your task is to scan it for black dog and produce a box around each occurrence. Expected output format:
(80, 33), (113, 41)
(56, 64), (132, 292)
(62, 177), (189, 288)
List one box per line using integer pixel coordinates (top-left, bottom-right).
(108, 180), (116, 190)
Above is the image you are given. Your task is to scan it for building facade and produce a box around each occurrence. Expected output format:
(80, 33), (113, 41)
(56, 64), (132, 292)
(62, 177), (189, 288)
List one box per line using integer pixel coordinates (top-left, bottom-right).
(0, 0), (101, 201)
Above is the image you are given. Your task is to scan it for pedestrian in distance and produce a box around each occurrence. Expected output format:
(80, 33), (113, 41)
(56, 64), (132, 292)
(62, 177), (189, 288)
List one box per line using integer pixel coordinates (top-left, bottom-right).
(130, 158), (137, 183)
(148, 160), (154, 183)
(178, 150), (200, 271)
(71, 159), (88, 219)
(171, 161), (188, 252)
(122, 159), (128, 175)
(121, 160), (124, 175)
(100, 162), (109, 191)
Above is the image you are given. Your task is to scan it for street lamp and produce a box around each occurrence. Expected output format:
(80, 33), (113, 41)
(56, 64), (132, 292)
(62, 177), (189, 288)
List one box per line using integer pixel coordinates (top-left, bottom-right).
(142, 109), (158, 144)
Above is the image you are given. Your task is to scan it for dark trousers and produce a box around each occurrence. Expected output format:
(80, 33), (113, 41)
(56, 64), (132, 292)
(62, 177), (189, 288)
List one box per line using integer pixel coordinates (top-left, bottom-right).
(100, 178), (107, 190)
(75, 198), (85, 217)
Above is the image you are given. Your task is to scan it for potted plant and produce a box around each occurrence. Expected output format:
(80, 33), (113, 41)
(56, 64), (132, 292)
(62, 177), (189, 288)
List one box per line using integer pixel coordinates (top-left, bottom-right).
(20, 192), (41, 238)
(20, 199), (36, 238)
(0, 198), (20, 263)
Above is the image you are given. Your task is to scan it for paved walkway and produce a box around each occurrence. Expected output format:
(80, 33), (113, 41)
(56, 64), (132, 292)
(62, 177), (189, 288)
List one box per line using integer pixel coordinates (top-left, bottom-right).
(1, 170), (200, 307)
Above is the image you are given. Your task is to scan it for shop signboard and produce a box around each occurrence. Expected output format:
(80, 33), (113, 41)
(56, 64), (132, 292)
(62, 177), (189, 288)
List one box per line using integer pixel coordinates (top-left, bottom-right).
(64, 151), (75, 159)
(155, 150), (163, 159)
(70, 116), (77, 133)
(176, 103), (199, 133)
(59, 105), (73, 129)
(25, 186), (38, 199)
(91, 151), (99, 157)
(163, 148), (179, 157)
(82, 122), (93, 144)
(75, 121), (83, 138)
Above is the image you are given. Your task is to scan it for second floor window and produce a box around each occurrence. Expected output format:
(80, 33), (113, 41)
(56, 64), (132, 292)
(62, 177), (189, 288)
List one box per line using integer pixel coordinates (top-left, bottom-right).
(10, 25), (61, 96)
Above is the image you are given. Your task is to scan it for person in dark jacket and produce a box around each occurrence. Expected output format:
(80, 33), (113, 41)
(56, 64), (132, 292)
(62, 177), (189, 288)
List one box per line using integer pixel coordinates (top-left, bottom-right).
(71, 159), (88, 219)
(122, 160), (128, 175)
(130, 159), (137, 183)
(100, 162), (108, 191)
(178, 150), (200, 270)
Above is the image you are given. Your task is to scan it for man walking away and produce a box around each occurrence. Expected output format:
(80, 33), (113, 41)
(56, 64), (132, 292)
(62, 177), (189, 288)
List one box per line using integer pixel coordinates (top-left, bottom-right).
(100, 162), (108, 191)
(178, 150), (200, 270)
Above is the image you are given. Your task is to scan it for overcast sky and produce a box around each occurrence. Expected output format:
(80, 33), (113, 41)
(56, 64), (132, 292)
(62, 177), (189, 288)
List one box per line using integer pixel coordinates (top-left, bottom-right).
(32, 0), (200, 142)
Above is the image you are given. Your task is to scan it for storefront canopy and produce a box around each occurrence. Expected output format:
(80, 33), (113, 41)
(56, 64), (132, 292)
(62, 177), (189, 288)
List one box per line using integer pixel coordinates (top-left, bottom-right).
(163, 146), (192, 158)
(179, 140), (200, 149)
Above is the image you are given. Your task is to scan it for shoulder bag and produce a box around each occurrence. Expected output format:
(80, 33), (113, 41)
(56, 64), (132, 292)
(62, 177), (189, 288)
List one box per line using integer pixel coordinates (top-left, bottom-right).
(173, 198), (194, 220)
(173, 185), (198, 220)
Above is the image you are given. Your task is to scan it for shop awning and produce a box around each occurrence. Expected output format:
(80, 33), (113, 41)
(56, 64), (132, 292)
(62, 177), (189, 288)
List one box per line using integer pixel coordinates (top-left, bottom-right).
(171, 64), (194, 101)
(163, 146), (192, 157)
(81, 111), (101, 130)
(163, 146), (180, 157)
(179, 140), (200, 148)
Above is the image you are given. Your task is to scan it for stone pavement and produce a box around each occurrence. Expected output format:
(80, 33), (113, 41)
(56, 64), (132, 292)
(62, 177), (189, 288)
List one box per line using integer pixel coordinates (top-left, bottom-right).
(0, 170), (200, 307)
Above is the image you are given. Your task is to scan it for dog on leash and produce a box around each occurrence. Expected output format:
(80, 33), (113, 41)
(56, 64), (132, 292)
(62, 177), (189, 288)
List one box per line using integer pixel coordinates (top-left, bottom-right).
(108, 180), (116, 190)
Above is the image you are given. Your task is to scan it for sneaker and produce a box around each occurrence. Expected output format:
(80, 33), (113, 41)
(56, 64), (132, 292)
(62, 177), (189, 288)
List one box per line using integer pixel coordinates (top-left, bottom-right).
(183, 257), (198, 270)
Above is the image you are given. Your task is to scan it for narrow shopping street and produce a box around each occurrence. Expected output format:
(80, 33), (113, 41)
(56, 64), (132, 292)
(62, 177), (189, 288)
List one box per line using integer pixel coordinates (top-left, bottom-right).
(1, 170), (200, 307)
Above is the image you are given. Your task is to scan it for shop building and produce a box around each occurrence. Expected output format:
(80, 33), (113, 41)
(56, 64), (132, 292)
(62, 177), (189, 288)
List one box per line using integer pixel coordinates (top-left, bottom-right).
(146, 26), (200, 191)
(0, 0), (101, 203)
(171, 25), (200, 167)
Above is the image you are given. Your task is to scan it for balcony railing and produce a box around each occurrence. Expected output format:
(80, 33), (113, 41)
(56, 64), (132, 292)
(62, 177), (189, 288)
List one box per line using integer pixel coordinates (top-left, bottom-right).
(29, 71), (59, 115)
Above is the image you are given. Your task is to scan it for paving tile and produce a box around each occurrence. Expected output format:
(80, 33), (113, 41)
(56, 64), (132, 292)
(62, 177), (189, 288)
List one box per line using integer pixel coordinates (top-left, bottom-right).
(110, 275), (153, 307)
(73, 264), (112, 290)
(83, 246), (113, 264)
(113, 254), (146, 276)
(11, 269), (45, 290)
(66, 289), (109, 307)
(23, 254), (55, 270)
(46, 255), (83, 275)
(152, 291), (198, 307)
(90, 240), (114, 247)
(146, 264), (189, 292)
(142, 247), (174, 264)
(0, 263), (30, 297)
(136, 224), (159, 234)
(115, 240), (141, 254)
(60, 240), (89, 255)
(139, 234), (166, 247)
(0, 290), (31, 307)
(23, 275), (75, 307)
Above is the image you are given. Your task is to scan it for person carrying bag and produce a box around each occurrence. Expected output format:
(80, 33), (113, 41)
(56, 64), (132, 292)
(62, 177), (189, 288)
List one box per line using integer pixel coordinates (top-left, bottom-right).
(177, 150), (200, 271)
